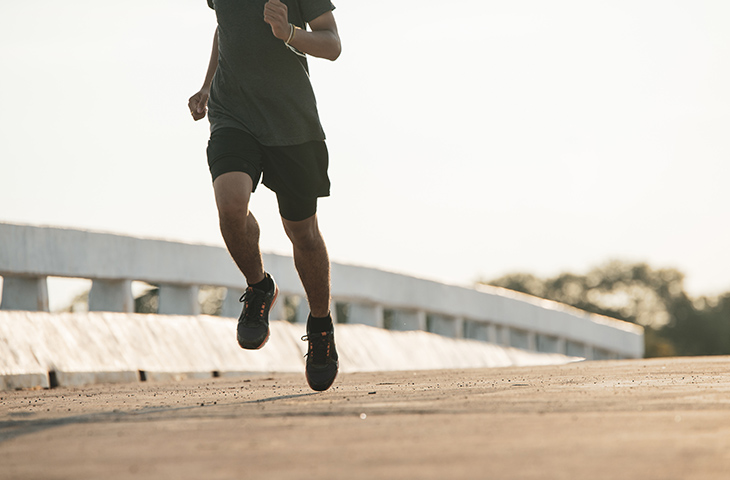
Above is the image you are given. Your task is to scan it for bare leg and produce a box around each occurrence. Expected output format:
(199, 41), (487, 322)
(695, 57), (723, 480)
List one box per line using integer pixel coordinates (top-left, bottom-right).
(213, 172), (265, 284)
(282, 214), (331, 317)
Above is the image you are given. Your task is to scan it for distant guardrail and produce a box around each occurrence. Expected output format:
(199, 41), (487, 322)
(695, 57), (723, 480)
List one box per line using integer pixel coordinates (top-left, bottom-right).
(0, 223), (644, 359)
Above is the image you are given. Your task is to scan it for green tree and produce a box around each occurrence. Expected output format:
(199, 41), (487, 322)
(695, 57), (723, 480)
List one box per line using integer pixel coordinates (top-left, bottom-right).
(481, 261), (730, 357)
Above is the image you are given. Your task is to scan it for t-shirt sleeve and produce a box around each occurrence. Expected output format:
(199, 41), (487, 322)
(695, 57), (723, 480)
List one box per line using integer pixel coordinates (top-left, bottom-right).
(207, 0), (214, 9)
(300, 0), (335, 24)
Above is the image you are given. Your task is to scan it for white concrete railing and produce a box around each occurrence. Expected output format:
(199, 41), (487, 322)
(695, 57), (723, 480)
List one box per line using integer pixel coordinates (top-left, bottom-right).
(0, 223), (644, 359)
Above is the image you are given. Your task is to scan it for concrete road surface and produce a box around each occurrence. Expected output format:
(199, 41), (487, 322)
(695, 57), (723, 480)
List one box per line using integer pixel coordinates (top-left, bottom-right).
(2, 356), (730, 480)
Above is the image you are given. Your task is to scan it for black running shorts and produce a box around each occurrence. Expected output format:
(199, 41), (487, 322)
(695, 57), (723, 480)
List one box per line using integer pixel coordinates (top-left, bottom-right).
(206, 128), (331, 221)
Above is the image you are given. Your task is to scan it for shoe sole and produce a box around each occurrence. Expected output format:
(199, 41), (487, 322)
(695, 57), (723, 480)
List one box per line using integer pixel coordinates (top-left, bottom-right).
(238, 286), (279, 350)
(305, 371), (338, 392)
(305, 363), (338, 392)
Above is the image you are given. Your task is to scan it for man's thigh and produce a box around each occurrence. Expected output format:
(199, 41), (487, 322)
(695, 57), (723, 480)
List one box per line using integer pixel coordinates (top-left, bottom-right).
(207, 127), (264, 191)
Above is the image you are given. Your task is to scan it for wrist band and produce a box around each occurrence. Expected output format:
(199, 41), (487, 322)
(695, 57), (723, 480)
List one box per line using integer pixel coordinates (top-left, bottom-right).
(285, 23), (295, 44)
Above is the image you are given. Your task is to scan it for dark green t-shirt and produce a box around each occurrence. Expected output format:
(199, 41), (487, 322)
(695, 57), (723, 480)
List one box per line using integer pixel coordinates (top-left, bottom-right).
(206, 0), (335, 146)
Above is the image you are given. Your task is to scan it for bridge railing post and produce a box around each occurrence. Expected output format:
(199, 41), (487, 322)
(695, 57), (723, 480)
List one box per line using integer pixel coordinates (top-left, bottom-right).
(158, 284), (200, 316)
(386, 309), (426, 331)
(88, 279), (134, 313)
(0, 275), (49, 312)
(349, 303), (384, 328)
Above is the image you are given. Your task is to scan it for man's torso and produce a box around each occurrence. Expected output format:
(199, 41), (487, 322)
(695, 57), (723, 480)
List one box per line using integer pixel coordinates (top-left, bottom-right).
(207, 0), (334, 146)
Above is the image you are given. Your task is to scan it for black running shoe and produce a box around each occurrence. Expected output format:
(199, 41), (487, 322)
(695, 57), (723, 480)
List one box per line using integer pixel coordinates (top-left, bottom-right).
(237, 273), (278, 350)
(302, 327), (338, 391)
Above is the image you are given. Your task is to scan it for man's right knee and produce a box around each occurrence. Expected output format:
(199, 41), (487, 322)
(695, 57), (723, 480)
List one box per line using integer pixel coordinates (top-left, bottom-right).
(213, 172), (254, 219)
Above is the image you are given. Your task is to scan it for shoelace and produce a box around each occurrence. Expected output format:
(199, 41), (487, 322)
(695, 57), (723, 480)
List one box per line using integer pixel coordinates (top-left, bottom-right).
(239, 287), (267, 326)
(302, 331), (331, 365)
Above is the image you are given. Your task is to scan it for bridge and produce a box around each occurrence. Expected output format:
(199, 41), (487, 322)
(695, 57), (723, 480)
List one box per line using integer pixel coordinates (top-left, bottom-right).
(8, 224), (725, 480)
(0, 222), (643, 390)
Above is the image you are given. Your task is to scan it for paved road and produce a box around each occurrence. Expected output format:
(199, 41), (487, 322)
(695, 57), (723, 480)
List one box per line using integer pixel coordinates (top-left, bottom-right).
(2, 356), (730, 479)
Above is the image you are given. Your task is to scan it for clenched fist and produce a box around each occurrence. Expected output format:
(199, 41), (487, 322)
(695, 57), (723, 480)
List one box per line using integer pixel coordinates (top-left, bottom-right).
(188, 89), (209, 121)
(263, 0), (291, 41)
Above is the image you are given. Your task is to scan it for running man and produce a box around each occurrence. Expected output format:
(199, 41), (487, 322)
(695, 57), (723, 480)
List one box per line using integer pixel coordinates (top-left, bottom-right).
(188, 0), (341, 391)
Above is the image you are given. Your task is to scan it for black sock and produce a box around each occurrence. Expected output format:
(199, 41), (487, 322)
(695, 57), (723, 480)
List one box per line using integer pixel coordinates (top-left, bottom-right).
(248, 274), (272, 292)
(307, 313), (333, 334)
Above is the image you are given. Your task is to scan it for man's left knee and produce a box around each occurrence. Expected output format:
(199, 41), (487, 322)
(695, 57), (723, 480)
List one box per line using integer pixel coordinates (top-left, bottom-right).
(283, 216), (321, 249)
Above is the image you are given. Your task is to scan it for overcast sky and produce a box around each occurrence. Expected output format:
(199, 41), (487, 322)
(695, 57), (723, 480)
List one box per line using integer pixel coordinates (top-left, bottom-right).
(1, 0), (729, 299)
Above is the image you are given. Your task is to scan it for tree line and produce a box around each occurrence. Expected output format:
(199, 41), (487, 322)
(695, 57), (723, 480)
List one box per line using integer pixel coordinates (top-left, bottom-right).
(479, 261), (730, 358)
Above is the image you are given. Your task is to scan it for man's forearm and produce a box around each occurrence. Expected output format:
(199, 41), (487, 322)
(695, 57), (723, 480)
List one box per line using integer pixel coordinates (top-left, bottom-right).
(202, 28), (220, 90)
(287, 27), (341, 61)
